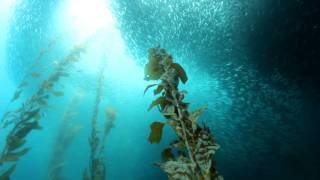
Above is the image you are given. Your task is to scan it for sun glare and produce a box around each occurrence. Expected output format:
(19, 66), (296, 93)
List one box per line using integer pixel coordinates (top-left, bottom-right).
(66, 0), (114, 40)
(61, 0), (144, 87)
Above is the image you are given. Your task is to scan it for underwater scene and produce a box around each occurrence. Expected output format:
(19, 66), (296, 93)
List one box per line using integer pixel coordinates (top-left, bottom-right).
(0, 0), (319, 179)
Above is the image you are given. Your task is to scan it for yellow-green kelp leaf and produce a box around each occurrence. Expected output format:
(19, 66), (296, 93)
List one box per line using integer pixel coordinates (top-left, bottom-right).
(0, 165), (16, 179)
(171, 63), (188, 84)
(148, 97), (170, 111)
(148, 122), (165, 144)
(144, 48), (165, 80)
(161, 148), (174, 161)
(144, 63), (164, 80)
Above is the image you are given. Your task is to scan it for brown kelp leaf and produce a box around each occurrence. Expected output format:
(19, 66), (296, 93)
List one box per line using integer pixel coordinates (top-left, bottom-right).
(154, 85), (164, 95)
(8, 138), (26, 152)
(162, 148), (174, 161)
(148, 97), (170, 111)
(144, 84), (158, 95)
(52, 91), (64, 97)
(23, 108), (40, 121)
(1, 148), (30, 162)
(15, 121), (42, 139)
(11, 90), (22, 102)
(31, 72), (41, 78)
(171, 63), (188, 84)
(148, 121), (165, 144)
(0, 165), (16, 179)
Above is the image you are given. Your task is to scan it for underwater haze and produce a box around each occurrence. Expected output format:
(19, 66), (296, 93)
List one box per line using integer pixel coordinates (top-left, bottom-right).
(0, 0), (319, 179)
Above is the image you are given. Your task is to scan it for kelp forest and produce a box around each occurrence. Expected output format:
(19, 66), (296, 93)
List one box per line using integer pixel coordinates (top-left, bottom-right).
(0, 32), (222, 180)
(0, 37), (120, 180)
(2, 0), (318, 180)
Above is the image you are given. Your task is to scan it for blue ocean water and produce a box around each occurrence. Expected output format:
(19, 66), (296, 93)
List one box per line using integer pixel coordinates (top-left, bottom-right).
(0, 0), (319, 180)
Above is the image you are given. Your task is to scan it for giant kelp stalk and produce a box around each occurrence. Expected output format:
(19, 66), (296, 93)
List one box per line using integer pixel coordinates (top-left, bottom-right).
(0, 44), (86, 179)
(83, 64), (116, 180)
(144, 47), (223, 180)
(48, 90), (84, 180)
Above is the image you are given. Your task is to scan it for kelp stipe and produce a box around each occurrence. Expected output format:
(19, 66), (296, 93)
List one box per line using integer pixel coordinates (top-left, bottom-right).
(0, 44), (86, 179)
(83, 64), (116, 180)
(144, 47), (223, 180)
(48, 90), (84, 180)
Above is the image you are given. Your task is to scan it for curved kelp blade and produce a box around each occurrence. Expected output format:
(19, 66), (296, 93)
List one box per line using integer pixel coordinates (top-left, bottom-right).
(148, 97), (170, 111)
(144, 84), (158, 95)
(171, 63), (188, 84)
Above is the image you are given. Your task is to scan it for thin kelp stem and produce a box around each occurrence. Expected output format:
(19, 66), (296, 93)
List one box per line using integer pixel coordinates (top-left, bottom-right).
(169, 85), (195, 165)
(91, 64), (105, 180)
(83, 63), (106, 180)
(0, 44), (86, 179)
(144, 47), (223, 180)
(48, 90), (83, 180)
(83, 59), (117, 180)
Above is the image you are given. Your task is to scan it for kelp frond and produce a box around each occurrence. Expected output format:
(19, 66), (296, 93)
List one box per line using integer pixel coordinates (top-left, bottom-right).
(83, 63), (117, 180)
(144, 46), (223, 180)
(0, 44), (86, 178)
(48, 90), (84, 180)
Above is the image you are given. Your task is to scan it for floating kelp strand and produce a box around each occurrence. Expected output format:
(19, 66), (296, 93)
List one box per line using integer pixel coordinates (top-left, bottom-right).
(0, 36), (62, 126)
(0, 43), (86, 178)
(48, 91), (83, 180)
(83, 63), (107, 180)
